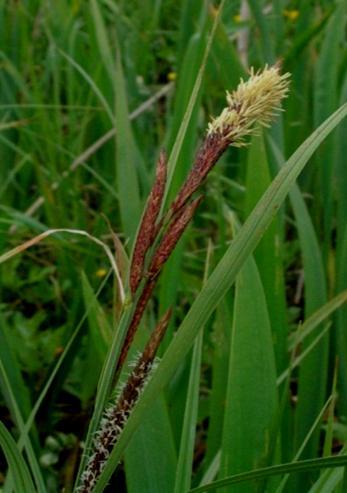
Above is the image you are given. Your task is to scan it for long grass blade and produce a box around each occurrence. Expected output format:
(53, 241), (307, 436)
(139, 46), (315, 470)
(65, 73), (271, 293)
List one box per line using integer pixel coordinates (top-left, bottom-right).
(0, 421), (36, 493)
(189, 455), (347, 493)
(220, 225), (278, 492)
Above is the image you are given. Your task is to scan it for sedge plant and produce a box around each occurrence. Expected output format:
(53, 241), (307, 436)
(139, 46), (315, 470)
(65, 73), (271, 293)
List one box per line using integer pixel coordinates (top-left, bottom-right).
(78, 66), (290, 491)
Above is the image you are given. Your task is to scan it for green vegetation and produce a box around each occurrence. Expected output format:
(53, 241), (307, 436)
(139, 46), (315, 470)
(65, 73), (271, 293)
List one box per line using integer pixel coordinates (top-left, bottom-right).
(1, 1), (347, 492)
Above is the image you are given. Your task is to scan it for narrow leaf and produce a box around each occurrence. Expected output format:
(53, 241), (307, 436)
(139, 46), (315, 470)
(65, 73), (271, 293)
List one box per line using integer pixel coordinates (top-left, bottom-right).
(0, 421), (36, 493)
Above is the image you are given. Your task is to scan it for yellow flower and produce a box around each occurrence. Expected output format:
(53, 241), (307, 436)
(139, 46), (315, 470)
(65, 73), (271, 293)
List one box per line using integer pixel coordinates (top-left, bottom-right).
(95, 268), (107, 278)
(284, 9), (299, 21)
(233, 14), (242, 23)
(207, 65), (290, 146)
(167, 71), (177, 82)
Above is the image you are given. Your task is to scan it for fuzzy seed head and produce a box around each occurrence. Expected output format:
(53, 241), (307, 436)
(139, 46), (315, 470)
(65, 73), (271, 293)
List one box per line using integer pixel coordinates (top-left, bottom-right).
(207, 65), (290, 146)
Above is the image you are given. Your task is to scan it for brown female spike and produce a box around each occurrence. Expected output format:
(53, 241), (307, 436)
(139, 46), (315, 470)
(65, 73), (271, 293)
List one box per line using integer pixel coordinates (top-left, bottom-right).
(118, 197), (201, 372)
(129, 150), (167, 294)
(149, 196), (203, 278)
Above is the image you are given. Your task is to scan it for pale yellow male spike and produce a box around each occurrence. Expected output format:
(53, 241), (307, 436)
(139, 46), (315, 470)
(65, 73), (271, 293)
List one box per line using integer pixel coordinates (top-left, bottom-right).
(207, 65), (290, 146)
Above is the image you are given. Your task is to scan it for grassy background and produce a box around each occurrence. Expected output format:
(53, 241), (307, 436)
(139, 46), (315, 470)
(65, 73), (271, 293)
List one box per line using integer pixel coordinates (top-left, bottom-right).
(0, 0), (347, 492)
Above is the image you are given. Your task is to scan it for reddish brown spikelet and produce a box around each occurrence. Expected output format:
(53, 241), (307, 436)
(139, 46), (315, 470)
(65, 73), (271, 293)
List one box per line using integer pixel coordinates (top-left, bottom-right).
(118, 308), (171, 408)
(118, 199), (200, 372)
(149, 196), (203, 278)
(118, 179), (200, 374)
(117, 279), (156, 372)
(116, 309), (172, 419)
(170, 134), (228, 214)
(140, 308), (172, 363)
(129, 150), (167, 293)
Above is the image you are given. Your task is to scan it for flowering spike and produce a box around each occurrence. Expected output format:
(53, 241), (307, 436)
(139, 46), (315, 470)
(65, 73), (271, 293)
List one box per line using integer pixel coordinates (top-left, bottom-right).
(207, 65), (290, 145)
(118, 197), (201, 372)
(117, 278), (156, 372)
(170, 135), (228, 214)
(78, 310), (172, 493)
(141, 308), (172, 362)
(129, 150), (167, 294)
(149, 196), (203, 278)
(170, 65), (290, 213)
